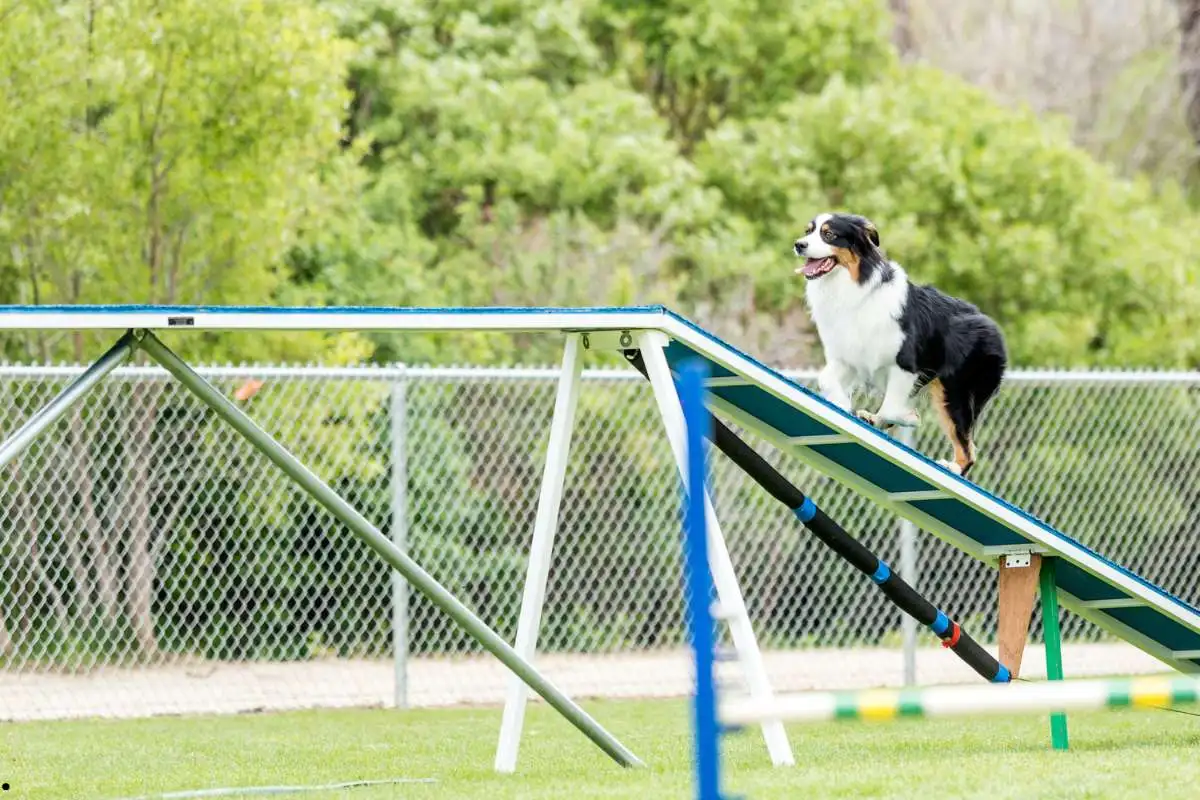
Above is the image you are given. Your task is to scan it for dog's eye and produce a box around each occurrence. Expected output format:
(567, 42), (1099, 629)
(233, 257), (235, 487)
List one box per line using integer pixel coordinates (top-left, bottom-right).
(821, 228), (835, 242)
(805, 223), (814, 235)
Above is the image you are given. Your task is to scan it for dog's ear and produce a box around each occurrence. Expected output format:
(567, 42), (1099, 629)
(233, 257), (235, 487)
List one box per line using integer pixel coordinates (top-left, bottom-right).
(862, 221), (880, 248)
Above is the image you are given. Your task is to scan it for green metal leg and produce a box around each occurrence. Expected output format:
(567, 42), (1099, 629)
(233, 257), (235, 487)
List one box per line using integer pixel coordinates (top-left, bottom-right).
(1040, 558), (1069, 750)
(0, 332), (137, 470)
(137, 330), (644, 770)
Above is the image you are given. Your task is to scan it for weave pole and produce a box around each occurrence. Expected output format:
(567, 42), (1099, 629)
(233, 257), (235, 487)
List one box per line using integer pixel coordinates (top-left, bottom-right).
(679, 358), (725, 800)
(720, 675), (1200, 727)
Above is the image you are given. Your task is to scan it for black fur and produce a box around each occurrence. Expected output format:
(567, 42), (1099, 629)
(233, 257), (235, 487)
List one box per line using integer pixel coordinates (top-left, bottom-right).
(897, 285), (1008, 474)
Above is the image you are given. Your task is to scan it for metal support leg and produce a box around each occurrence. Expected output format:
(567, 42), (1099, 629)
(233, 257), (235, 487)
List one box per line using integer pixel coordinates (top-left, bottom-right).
(138, 331), (642, 770)
(390, 377), (410, 709)
(639, 333), (795, 768)
(0, 332), (137, 470)
(1040, 558), (1069, 750)
(496, 335), (583, 773)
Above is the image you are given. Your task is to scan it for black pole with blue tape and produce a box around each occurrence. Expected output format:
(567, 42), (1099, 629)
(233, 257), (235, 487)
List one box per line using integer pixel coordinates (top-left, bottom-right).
(622, 350), (1010, 684)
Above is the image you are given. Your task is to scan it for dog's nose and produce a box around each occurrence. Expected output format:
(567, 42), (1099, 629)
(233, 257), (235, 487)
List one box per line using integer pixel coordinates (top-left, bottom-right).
(793, 240), (807, 255)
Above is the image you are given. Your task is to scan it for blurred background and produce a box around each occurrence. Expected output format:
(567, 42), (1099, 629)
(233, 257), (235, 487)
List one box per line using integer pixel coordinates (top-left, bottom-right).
(0, 0), (1198, 722)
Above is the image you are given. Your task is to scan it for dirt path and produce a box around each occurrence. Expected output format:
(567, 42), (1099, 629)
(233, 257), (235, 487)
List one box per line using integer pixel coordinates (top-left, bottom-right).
(0, 642), (1164, 722)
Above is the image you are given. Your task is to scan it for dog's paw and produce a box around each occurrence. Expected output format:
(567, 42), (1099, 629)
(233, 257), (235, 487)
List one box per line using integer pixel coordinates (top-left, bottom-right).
(876, 409), (920, 429)
(937, 459), (963, 475)
(855, 409), (920, 430)
(854, 409), (883, 428)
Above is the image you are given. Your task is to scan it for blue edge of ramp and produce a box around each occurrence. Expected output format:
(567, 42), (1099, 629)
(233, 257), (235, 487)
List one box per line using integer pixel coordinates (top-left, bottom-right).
(654, 314), (1200, 675)
(2, 303), (1197, 671)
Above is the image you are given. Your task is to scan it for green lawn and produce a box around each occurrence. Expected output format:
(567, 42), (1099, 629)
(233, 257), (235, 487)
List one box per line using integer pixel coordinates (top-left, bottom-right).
(4, 697), (1200, 799)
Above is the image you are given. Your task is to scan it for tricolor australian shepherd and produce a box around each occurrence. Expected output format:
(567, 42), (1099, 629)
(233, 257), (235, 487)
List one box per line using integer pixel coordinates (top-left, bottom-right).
(794, 212), (1007, 477)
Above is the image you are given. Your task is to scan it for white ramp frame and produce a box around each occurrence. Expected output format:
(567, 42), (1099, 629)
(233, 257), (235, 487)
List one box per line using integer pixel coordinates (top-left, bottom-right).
(496, 335), (584, 773)
(639, 332), (795, 767)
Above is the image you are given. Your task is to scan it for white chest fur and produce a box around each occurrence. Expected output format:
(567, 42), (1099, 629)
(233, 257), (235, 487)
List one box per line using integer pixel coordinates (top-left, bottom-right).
(804, 264), (908, 390)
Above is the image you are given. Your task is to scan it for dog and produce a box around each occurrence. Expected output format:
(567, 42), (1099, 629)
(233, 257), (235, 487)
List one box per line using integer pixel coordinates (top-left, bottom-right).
(793, 212), (1007, 477)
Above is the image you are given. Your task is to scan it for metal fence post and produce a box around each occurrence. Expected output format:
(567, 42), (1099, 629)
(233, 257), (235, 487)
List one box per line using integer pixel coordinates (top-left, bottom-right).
(390, 370), (410, 709)
(897, 427), (918, 687)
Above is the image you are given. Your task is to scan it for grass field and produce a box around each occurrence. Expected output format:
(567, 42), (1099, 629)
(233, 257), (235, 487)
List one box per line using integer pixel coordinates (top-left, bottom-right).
(5, 697), (1200, 799)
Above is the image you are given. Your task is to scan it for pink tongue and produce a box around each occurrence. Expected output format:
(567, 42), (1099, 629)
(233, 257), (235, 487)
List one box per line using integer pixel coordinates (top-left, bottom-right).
(803, 257), (833, 278)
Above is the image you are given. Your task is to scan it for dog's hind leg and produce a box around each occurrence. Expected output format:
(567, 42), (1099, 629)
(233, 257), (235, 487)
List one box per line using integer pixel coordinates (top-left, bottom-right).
(929, 378), (976, 476)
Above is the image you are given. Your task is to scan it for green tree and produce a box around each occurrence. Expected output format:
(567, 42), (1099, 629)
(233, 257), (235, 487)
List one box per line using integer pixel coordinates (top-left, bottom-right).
(0, 0), (371, 657)
(0, 0), (369, 365)
(598, 0), (894, 149)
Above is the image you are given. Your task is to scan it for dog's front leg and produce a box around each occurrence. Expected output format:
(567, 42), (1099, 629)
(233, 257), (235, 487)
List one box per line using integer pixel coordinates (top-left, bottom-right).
(857, 366), (921, 429)
(817, 361), (853, 410)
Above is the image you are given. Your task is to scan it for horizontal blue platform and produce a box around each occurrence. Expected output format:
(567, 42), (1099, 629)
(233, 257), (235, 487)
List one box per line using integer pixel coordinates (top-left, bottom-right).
(5, 304), (1199, 673)
(0, 305), (667, 331)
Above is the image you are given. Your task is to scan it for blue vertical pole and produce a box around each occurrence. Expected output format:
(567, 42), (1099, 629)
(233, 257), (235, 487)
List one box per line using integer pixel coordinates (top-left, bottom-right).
(679, 358), (722, 800)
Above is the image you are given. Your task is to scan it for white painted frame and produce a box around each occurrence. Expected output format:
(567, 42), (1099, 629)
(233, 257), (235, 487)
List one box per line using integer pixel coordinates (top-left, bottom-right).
(495, 336), (585, 773)
(492, 331), (794, 771)
(638, 332), (794, 767)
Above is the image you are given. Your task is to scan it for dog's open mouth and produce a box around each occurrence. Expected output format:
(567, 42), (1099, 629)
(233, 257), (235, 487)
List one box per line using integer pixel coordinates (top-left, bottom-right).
(796, 256), (837, 280)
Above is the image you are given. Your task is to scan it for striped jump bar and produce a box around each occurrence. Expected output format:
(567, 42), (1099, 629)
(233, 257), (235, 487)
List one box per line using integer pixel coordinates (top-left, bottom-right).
(720, 676), (1200, 726)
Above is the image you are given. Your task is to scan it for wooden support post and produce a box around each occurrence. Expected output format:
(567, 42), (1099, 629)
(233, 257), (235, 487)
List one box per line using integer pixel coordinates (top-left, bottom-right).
(997, 552), (1042, 678)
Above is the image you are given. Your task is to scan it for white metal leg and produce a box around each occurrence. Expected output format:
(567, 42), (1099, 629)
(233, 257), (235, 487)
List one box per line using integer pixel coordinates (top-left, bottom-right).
(639, 333), (795, 767)
(495, 334), (584, 773)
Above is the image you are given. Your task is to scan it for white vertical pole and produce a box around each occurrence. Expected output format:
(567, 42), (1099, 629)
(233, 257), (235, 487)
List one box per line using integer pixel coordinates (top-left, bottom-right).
(390, 373), (410, 708)
(638, 333), (795, 768)
(897, 427), (918, 687)
(495, 334), (584, 773)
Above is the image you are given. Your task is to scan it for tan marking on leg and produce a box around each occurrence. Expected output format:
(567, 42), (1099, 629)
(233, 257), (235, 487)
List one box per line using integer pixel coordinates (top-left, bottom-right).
(956, 434), (976, 476)
(929, 379), (974, 474)
(929, 379), (955, 442)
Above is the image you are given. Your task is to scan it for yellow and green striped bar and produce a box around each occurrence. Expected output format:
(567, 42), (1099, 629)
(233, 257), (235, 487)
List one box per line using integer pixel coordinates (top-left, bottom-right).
(720, 676), (1200, 727)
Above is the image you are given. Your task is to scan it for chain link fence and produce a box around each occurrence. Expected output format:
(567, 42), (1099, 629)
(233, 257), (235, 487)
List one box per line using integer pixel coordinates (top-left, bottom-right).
(0, 361), (1197, 721)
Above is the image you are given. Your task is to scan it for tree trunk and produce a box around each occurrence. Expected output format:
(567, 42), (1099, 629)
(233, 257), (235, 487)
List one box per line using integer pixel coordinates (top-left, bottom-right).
(0, 607), (11, 656)
(889, 0), (916, 58)
(1181, 0), (1200, 145)
(63, 406), (100, 624)
(69, 404), (121, 626)
(123, 378), (162, 657)
(12, 464), (71, 635)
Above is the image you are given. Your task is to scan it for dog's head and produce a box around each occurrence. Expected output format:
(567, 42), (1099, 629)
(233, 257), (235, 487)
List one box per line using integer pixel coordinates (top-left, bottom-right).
(793, 213), (882, 284)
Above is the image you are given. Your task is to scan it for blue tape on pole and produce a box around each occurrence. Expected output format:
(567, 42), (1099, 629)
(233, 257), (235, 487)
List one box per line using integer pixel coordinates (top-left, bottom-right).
(871, 560), (892, 584)
(931, 610), (950, 636)
(992, 664), (1012, 683)
(794, 497), (817, 523)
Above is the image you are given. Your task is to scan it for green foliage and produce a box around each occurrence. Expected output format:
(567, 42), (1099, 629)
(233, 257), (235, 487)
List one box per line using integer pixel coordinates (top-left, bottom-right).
(6, 0), (1200, 368)
(2, 0), (1200, 367)
(0, 0), (367, 363)
(601, 0), (894, 146)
